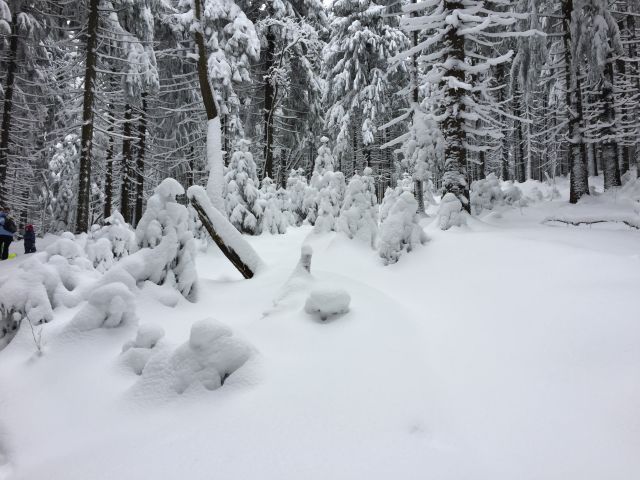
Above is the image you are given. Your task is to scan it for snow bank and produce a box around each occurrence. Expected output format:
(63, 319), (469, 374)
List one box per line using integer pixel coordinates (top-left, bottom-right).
(68, 282), (137, 331)
(121, 324), (165, 375)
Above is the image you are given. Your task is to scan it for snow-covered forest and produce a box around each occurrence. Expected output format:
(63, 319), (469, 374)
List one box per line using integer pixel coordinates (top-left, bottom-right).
(0, 0), (639, 479)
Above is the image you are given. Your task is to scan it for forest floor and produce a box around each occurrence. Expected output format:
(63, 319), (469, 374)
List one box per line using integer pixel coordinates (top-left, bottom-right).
(0, 177), (639, 480)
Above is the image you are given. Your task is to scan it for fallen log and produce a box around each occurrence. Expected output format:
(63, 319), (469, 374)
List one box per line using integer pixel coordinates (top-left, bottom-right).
(187, 185), (262, 279)
(543, 216), (640, 230)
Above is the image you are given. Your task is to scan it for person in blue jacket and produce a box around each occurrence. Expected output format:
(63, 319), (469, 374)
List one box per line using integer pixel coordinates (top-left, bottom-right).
(24, 224), (36, 254)
(0, 210), (17, 260)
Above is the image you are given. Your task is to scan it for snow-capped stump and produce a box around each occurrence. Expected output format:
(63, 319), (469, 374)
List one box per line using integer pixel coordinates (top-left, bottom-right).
(121, 324), (165, 375)
(438, 192), (466, 230)
(169, 319), (251, 394)
(304, 287), (351, 321)
(70, 282), (136, 331)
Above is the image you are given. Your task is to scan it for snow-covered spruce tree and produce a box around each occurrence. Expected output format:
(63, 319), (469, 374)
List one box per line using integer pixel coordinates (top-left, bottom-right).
(309, 138), (346, 233)
(169, 0), (259, 211)
(396, 1), (534, 211)
(47, 134), (81, 232)
(337, 173), (378, 247)
(324, 0), (409, 173)
(225, 139), (262, 234)
(258, 177), (288, 234)
(135, 178), (197, 299)
(286, 168), (309, 226)
(90, 211), (137, 261)
(304, 137), (336, 225)
(378, 190), (426, 265)
(252, 0), (326, 182)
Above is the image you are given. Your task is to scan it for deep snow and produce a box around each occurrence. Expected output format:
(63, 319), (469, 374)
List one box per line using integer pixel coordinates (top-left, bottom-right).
(0, 177), (639, 480)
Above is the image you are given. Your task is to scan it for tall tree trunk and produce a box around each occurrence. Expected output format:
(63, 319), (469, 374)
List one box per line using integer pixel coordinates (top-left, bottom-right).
(514, 94), (526, 183)
(411, 0), (425, 213)
(0, 13), (19, 208)
(103, 101), (115, 219)
(76, 0), (100, 232)
(134, 93), (148, 225)
(562, 0), (589, 203)
(601, 61), (621, 190)
(121, 103), (133, 223)
(442, 1), (469, 211)
(262, 25), (276, 180)
(626, 11), (639, 172)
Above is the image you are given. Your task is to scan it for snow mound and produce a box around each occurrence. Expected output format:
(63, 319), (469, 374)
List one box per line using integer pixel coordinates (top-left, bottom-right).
(121, 324), (165, 375)
(69, 282), (137, 331)
(304, 287), (351, 321)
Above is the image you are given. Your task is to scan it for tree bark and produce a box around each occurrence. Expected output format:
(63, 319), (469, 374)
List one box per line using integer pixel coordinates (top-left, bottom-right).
(0, 12), (19, 209)
(103, 101), (115, 219)
(410, 0), (425, 213)
(121, 103), (133, 223)
(194, 0), (217, 121)
(562, 0), (589, 203)
(75, 0), (100, 232)
(262, 25), (276, 180)
(134, 93), (147, 225)
(441, 1), (469, 211)
(601, 61), (621, 189)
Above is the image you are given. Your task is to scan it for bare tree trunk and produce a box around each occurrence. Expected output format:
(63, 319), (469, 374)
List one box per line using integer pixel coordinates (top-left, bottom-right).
(75, 0), (100, 232)
(441, 1), (469, 211)
(104, 101), (115, 219)
(562, 0), (589, 203)
(601, 61), (621, 190)
(194, 0), (217, 121)
(134, 93), (147, 225)
(0, 13), (19, 208)
(411, 0), (425, 213)
(262, 25), (276, 180)
(121, 103), (133, 223)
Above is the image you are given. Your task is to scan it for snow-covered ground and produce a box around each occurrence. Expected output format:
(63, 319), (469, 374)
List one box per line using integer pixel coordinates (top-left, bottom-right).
(1, 178), (639, 480)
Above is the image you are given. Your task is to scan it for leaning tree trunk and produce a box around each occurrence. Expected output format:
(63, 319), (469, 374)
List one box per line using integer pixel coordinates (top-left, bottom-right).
(562, 0), (589, 203)
(0, 13), (19, 208)
(441, 4), (469, 211)
(262, 25), (276, 180)
(601, 60), (621, 190)
(76, 0), (100, 233)
(134, 93), (147, 225)
(121, 103), (133, 223)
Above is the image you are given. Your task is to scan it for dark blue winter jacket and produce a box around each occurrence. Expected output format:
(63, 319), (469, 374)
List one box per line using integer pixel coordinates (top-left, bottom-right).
(0, 213), (14, 237)
(24, 230), (36, 253)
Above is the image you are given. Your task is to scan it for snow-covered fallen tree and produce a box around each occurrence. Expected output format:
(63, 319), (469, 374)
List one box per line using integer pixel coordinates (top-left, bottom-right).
(543, 214), (640, 230)
(187, 185), (263, 279)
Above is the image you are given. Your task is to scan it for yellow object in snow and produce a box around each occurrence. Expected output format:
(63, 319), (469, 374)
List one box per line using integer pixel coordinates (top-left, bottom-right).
(7, 253), (16, 260)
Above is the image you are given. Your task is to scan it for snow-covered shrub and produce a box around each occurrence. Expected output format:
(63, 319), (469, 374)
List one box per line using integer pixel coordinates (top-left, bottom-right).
(470, 173), (503, 214)
(304, 287), (351, 321)
(379, 186), (401, 225)
(90, 211), (137, 261)
(86, 237), (115, 273)
(121, 324), (165, 375)
(259, 177), (288, 234)
(302, 179), (320, 225)
(378, 190), (427, 265)
(438, 193), (466, 230)
(314, 171), (346, 233)
(225, 139), (262, 234)
(135, 178), (197, 299)
(336, 174), (378, 247)
(168, 319), (251, 393)
(286, 168), (309, 225)
(69, 282), (136, 331)
(503, 182), (526, 206)
(314, 136), (335, 174)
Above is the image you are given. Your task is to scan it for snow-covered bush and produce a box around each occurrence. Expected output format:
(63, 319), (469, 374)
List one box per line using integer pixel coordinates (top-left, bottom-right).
(336, 174), (378, 247)
(286, 168), (309, 225)
(378, 190), (427, 265)
(90, 211), (137, 261)
(135, 178), (197, 299)
(121, 324), (165, 375)
(503, 182), (526, 206)
(168, 319), (251, 393)
(438, 193), (466, 230)
(470, 173), (503, 214)
(304, 287), (351, 321)
(69, 282), (136, 331)
(314, 171), (346, 233)
(225, 139), (262, 234)
(314, 136), (335, 174)
(258, 177), (288, 234)
(86, 237), (115, 273)
(379, 186), (401, 225)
